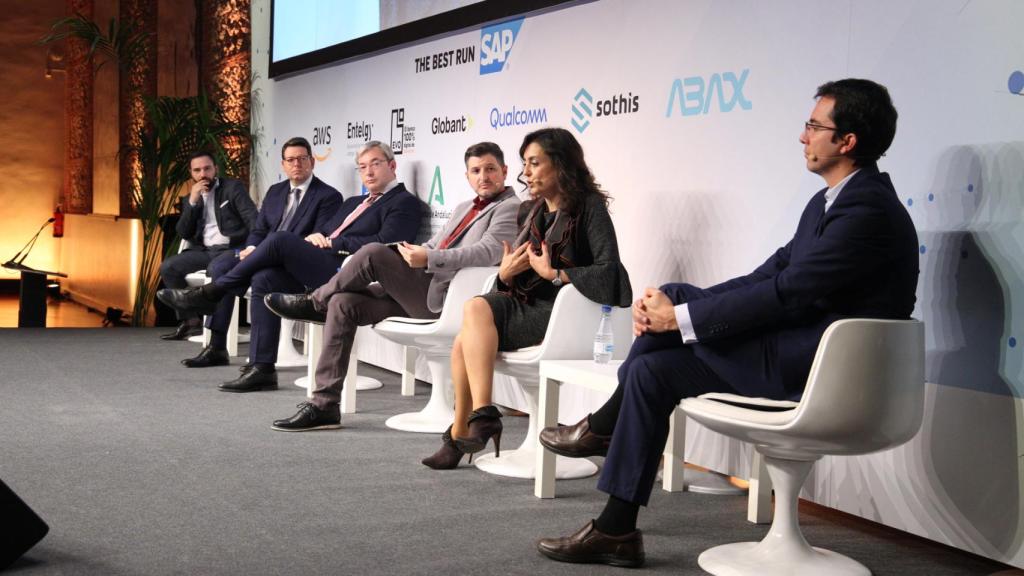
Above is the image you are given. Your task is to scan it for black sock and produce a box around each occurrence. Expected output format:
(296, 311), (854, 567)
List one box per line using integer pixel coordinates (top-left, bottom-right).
(594, 494), (639, 536)
(254, 362), (275, 373)
(201, 283), (226, 300)
(209, 330), (227, 351)
(588, 385), (624, 436)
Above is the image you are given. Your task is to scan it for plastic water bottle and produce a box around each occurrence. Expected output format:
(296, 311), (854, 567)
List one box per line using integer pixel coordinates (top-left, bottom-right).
(593, 305), (614, 364)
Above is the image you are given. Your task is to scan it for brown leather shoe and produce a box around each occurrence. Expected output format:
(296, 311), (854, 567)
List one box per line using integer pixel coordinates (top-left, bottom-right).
(539, 414), (611, 458)
(537, 520), (644, 567)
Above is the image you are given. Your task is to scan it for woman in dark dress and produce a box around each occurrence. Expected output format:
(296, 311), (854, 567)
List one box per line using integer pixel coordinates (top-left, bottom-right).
(423, 127), (632, 469)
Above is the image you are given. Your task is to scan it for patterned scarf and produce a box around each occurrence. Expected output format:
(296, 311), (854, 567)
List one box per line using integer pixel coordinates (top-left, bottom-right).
(506, 201), (579, 303)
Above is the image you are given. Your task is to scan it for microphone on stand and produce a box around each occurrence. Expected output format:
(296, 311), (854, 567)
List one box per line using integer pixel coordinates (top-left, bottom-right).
(4, 218), (55, 269)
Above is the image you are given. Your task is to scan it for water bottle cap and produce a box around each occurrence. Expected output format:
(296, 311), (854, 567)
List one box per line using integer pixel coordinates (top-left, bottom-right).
(601, 305), (612, 313)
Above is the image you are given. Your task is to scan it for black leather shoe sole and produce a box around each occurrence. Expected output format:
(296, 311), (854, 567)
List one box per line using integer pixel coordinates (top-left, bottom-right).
(537, 546), (644, 568)
(264, 294), (327, 324)
(160, 326), (202, 340)
(181, 351), (230, 368)
(271, 421), (342, 432)
(219, 381), (278, 393)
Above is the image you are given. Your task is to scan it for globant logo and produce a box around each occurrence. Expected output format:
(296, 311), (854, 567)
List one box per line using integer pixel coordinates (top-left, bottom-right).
(489, 105), (547, 130)
(480, 18), (523, 75)
(431, 115), (473, 135)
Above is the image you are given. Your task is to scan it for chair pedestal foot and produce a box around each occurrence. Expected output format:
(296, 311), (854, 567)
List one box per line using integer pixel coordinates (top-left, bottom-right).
(474, 445), (598, 480)
(697, 541), (869, 576)
(385, 357), (453, 434)
(683, 469), (746, 495)
(355, 376), (383, 390)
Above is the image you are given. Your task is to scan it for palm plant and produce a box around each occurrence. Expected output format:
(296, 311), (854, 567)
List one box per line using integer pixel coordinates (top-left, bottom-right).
(42, 15), (251, 325)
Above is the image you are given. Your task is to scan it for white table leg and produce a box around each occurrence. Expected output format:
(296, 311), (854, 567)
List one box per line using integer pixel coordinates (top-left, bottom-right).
(535, 376), (561, 498)
(747, 449), (773, 524)
(400, 345), (416, 396)
(663, 405), (687, 492)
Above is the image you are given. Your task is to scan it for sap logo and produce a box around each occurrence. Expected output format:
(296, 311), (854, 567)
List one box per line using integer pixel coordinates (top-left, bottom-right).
(480, 18), (523, 75)
(665, 69), (752, 117)
(312, 125), (331, 146)
(428, 166), (445, 205)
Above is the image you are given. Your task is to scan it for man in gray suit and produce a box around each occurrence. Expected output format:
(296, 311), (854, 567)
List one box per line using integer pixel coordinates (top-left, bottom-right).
(265, 142), (521, 431)
(159, 150), (257, 340)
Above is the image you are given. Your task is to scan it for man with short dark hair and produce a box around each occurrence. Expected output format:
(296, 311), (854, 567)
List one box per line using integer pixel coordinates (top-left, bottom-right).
(265, 141), (521, 431)
(537, 79), (919, 567)
(159, 140), (422, 393)
(158, 151), (257, 340)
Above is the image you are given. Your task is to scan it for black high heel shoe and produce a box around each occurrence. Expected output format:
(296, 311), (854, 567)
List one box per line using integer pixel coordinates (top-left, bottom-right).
(453, 406), (503, 461)
(421, 425), (466, 470)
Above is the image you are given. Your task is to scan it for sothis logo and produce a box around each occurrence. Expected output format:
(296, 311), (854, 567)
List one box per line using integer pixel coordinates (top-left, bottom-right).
(480, 18), (523, 75)
(428, 166), (445, 205)
(489, 105), (547, 130)
(665, 69), (752, 117)
(311, 125), (332, 161)
(390, 108), (416, 155)
(431, 115), (473, 135)
(415, 46), (476, 73)
(572, 88), (640, 134)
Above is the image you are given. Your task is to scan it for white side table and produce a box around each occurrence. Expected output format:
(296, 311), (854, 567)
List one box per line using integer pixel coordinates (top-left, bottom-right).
(536, 359), (771, 524)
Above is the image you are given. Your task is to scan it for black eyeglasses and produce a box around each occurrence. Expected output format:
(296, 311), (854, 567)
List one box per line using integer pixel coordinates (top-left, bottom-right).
(804, 121), (838, 133)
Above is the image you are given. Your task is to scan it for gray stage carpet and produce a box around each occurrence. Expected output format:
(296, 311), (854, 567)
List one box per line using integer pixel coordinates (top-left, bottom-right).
(0, 329), (1010, 575)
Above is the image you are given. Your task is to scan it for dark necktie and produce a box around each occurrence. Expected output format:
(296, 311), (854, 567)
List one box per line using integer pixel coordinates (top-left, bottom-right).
(278, 188), (300, 231)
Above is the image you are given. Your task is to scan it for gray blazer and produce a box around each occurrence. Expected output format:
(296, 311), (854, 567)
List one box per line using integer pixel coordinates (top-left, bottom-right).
(422, 186), (520, 312)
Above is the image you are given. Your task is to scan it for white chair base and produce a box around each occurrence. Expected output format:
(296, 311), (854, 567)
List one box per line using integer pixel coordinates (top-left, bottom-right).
(673, 468), (746, 496)
(474, 438), (598, 480)
(698, 542), (869, 576)
(385, 355), (453, 433)
(476, 385), (597, 480)
(273, 318), (307, 368)
(294, 375), (383, 391)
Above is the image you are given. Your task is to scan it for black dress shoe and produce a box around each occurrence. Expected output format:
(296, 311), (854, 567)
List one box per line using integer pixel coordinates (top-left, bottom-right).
(219, 365), (278, 393)
(537, 520), (644, 567)
(539, 414), (611, 458)
(181, 345), (230, 368)
(157, 287), (220, 316)
(264, 293), (326, 324)
(160, 320), (202, 341)
(271, 402), (341, 431)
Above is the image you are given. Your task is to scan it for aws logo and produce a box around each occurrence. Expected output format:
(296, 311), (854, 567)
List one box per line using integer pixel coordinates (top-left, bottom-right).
(480, 18), (523, 75)
(666, 69), (752, 117)
(312, 125), (332, 161)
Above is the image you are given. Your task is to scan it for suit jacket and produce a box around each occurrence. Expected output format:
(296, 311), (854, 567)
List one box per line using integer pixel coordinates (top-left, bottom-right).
(675, 166), (919, 400)
(176, 178), (257, 248)
(419, 186), (520, 312)
(323, 182), (423, 254)
(246, 176), (342, 247)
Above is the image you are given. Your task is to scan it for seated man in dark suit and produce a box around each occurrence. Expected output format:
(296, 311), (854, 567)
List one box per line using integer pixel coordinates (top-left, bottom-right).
(264, 141), (521, 431)
(158, 150), (257, 340)
(159, 140), (423, 392)
(536, 78), (919, 567)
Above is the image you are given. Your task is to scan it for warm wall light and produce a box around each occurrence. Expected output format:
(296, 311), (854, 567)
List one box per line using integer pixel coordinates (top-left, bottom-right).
(44, 46), (65, 79)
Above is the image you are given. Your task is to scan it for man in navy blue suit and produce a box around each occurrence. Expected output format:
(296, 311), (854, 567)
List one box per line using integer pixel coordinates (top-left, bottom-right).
(536, 79), (919, 567)
(159, 139), (423, 392)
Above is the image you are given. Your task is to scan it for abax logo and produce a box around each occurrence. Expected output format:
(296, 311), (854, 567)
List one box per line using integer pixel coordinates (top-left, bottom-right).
(666, 69), (752, 117)
(571, 88), (640, 134)
(480, 18), (523, 75)
(390, 108), (416, 155)
(489, 105), (547, 130)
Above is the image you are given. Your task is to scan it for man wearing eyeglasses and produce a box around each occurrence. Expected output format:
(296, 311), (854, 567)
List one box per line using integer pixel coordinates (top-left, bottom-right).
(159, 140), (420, 392)
(536, 79), (919, 567)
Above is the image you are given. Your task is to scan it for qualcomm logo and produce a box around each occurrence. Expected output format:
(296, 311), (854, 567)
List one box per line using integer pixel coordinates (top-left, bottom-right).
(489, 105), (547, 130)
(571, 89), (592, 133)
(666, 69), (752, 117)
(480, 18), (523, 75)
(428, 166), (445, 205)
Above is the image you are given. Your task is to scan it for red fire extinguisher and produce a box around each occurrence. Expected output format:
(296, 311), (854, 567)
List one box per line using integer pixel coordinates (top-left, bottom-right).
(53, 205), (64, 238)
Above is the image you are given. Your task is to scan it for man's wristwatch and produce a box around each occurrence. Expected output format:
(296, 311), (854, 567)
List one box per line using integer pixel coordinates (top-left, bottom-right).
(550, 270), (563, 287)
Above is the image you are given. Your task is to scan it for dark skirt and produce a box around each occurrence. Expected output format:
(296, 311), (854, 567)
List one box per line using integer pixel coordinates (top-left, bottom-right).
(479, 290), (556, 351)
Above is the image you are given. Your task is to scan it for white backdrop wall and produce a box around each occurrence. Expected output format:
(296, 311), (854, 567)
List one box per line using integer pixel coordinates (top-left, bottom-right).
(252, 0), (1024, 566)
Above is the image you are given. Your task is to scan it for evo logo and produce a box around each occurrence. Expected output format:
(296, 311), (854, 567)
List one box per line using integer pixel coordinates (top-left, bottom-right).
(480, 18), (523, 75)
(665, 69), (752, 117)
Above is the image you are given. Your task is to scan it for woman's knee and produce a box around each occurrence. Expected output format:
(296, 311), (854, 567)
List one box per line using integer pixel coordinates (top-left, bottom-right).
(462, 297), (493, 325)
